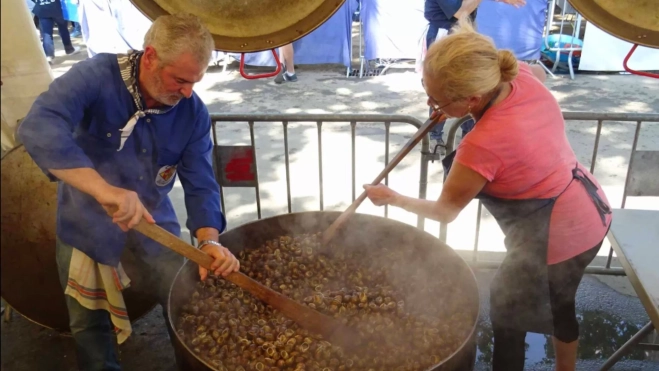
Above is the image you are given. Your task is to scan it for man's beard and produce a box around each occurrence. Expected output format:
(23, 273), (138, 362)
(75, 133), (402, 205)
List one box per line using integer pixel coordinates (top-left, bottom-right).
(157, 93), (184, 107)
(149, 71), (184, 106)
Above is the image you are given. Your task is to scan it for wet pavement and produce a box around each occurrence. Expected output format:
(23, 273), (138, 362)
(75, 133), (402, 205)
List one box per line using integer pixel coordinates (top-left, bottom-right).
(2, 272), (657, 371)
(472, 272), (659, 371)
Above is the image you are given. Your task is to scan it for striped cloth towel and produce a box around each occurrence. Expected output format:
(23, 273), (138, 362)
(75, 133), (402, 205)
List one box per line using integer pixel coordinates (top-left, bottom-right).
(64, 247), (133, 344)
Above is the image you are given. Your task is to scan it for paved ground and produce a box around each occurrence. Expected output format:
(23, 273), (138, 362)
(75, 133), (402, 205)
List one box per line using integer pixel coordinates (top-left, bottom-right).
(2, 273), (657, 370)
(2, 29), (658, 370)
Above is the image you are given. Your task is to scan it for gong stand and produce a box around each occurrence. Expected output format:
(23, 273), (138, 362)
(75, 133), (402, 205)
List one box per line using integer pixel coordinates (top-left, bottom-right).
(239, 50), (282, 80)
(623, 44), (659, 79)
(567, 0), (659, 79)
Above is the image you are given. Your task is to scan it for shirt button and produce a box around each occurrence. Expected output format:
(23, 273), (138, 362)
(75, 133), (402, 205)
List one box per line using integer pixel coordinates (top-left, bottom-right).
(142, 149), (147, 153)
(107, 133), (112, 137)
(146, 118), (151, 123)
(139, 176), (143, 180)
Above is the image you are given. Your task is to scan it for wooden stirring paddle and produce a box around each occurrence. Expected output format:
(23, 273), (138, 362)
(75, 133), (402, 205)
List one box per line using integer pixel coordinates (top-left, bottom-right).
(116, 213), (361, 349)
(322, 114), (446, 246)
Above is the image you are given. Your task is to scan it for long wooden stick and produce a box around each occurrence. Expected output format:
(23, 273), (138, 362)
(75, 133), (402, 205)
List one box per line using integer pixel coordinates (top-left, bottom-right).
(322, 114), (445, 246)
(122, 217), (361, 348)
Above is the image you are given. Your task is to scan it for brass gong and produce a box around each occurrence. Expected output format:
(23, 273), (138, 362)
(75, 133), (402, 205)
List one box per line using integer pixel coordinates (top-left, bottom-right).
(0, 146), (158, 332)
(567, 0), (659, 48)
(129, 0), (347, 52)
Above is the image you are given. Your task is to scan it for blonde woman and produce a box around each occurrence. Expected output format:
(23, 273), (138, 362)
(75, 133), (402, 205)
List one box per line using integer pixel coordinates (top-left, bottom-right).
(364, 20), (611, 371)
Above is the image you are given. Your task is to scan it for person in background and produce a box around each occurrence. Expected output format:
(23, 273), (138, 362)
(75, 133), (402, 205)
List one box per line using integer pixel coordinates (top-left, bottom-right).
(79, 0), (152, 58)
(26, 0), (41, 35)
(62, 0), (82, 37)
(275, 43), (298, 83)
(18, 13), (239, 369)
(364, 19), (610, 371)
(26, 0), (36, 25)
(71, 21), (82, 37)
(423, 0), (525, 154)
(32, 0), (80, 64)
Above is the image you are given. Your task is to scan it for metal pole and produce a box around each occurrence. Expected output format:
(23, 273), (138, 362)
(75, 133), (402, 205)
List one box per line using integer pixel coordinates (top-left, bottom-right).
(210, 120), (227, 228)
(417, 135), (430, 230)
(359, 14), (364, 78)
(607, 121), (643, 268)
(600, 322), (655, 370)
(445, 116), (469, 154)
(553, 0), (567, 74)
(283, 121), (292, 213)
(440, 116), (470, 242)
(384, 121), (390, 219)
(248, 121), (262, 219)
(317, 121), (325, 211)
(473, 202), (482, 262)
(351, 121), (357, 202)
(348, 13), (353, 78)
(589, 120), (603, 174)
(537, 61), (556, 79)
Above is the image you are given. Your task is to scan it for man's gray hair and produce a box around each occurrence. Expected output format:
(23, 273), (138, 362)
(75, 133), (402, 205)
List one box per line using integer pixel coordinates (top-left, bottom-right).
(143, 13), (215, 66)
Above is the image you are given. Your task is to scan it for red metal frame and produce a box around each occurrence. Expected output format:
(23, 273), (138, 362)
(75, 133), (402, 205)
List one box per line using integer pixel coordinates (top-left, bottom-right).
(239, 49), (282, 80)
(623, 44), (659, 79)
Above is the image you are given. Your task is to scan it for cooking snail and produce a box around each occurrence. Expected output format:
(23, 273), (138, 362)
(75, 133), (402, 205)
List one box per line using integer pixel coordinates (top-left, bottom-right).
(176, 233), (473, 371)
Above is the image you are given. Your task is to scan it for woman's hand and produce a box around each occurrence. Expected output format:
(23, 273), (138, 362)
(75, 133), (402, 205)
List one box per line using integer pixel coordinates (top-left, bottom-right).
(363, 184), (400, 206)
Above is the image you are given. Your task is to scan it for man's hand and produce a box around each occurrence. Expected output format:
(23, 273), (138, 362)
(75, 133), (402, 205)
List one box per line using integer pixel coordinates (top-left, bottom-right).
(455, 0), (483, 19)
(199, 243), (240, 280)
(48, 168), (153, 231)
(94, 186), (155, 231)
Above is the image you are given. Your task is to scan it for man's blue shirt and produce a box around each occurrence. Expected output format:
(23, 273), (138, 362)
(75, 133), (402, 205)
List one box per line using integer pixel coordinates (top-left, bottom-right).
(18, 52), (226, 266)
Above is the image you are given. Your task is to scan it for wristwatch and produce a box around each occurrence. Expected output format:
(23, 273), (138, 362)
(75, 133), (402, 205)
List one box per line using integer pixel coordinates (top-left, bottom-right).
(197, 240), (222, 250)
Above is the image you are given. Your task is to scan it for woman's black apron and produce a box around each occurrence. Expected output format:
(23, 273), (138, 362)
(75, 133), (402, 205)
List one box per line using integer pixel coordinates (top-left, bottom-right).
(440, 98), (611, 334)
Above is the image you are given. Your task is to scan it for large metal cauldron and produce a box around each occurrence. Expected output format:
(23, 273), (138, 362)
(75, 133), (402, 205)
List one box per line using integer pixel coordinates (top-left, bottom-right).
(169, 211), (480, 371)
(0, 145), (158, 332)
(130, 0), (346, 52)
(567, 0), (659, 48)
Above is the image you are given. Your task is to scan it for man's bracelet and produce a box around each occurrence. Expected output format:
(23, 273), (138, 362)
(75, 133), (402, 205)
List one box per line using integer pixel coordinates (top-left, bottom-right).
(197, 240), (222, 250)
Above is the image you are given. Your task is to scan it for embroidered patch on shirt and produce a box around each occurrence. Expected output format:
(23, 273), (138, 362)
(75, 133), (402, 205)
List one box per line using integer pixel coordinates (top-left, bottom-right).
(156, 165), (177, 186)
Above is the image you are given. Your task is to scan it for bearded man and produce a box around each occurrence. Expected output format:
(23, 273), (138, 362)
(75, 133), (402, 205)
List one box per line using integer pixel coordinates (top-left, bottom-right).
(18, 13), (239, 370)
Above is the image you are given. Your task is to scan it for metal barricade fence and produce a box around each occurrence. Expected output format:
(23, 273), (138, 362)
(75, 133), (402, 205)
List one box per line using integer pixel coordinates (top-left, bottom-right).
(445, 112), (659, 276)
(208, 113), (434, 231)
(206, 112), (657, 277)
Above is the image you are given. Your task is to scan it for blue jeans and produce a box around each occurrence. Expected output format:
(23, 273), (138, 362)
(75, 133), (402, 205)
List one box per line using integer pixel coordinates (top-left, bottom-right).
(38, 15), (75, 58)
(56, 234), (183, 371)
(71, 22), (81, 36)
